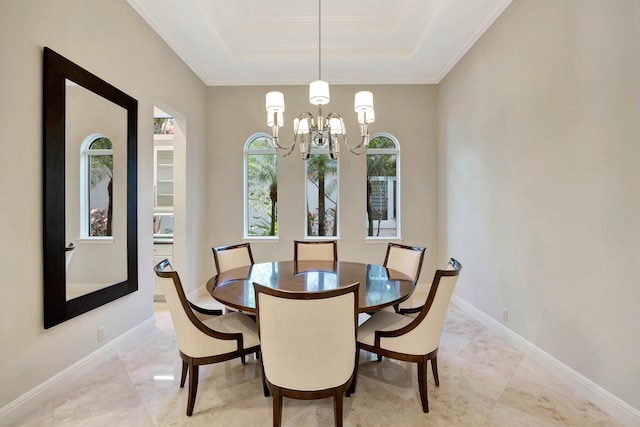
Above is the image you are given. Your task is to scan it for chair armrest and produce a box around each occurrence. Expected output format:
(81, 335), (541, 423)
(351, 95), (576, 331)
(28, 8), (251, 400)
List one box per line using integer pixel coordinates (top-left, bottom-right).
(372, 313), (421, 347)
(188, 300), (223, 316)
(398, 306), (422, 315)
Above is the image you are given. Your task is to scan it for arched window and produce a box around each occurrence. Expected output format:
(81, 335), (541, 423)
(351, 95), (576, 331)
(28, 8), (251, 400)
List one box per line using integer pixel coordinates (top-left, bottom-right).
(80, 134), (114, 238)
(366, 133), (400, 238)
(244, 133), (278, 238)
(305, 151), (339, 238)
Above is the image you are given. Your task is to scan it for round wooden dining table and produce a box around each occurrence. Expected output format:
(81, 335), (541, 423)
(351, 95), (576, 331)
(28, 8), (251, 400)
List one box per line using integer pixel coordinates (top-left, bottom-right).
(206, 260), (416, 314)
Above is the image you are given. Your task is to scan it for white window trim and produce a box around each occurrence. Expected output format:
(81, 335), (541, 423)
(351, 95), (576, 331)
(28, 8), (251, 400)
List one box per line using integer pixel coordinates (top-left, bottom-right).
(243, 132), (278, 240)
(366, 132), (401, 240)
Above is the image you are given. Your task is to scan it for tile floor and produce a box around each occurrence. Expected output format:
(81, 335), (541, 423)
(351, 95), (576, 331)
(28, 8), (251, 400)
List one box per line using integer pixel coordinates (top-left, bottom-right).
(14, 303), (621, 426)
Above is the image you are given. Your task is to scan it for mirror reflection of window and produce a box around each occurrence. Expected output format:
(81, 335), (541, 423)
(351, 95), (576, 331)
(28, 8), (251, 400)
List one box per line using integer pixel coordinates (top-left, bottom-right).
(81, 136), (114, 237)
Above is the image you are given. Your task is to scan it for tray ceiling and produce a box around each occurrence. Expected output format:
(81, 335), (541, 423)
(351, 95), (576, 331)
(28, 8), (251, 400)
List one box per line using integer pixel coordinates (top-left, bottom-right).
(128, 0), (513, 85)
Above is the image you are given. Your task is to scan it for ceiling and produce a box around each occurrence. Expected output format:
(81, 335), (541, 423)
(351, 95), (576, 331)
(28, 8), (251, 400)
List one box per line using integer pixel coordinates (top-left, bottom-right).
(127, 0), (513, 86)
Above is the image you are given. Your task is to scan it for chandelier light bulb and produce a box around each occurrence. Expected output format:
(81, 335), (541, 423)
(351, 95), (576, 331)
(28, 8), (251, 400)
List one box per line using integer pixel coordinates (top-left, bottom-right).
(358, 109), (375, 125)
(266, 91), (285, 113)
(354, 91), (374, 114)
(294, 117), (310, 135)
(329, 117), (344, 135)
(309, 80), (330, 105)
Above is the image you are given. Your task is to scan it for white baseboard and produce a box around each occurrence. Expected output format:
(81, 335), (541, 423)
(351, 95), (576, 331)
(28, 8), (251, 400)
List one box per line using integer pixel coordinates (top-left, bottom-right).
(451, 295), (640, 427)
(0, 316), (156, 426)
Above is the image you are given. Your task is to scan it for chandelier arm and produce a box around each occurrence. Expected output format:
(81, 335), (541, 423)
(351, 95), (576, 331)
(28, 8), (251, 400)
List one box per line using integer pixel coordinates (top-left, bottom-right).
(346, 142), (369, 155)
(295, 111), (316, 159)
(280, 142), (296, 157)
(273, 134), (297, 154)
(344, 132), (370, 155)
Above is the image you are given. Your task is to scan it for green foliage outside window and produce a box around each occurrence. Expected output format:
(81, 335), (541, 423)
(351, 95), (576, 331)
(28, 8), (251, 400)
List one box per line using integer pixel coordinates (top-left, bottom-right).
(367, 136), (398, 237)
(88, 137), (113, 236)
(247, 137), (278, 236)
(306, 153), (338, 237)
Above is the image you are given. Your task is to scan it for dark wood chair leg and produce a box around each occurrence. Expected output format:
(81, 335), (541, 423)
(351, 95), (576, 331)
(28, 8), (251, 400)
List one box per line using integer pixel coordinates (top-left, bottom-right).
(273, 387), (283, 427)
(335, 392), (344, 427)
(417, 358), (429, 413)
(260, 361), (270, 397)
(431, 355), (439, 387)
(347, 347), (360, 396)
(180, 360), (188, 388)
(186, 364), (199, 416)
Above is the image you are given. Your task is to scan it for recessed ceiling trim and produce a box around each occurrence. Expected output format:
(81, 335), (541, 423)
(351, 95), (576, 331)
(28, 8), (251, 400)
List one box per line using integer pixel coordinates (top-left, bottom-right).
(127, 0), (514, 85)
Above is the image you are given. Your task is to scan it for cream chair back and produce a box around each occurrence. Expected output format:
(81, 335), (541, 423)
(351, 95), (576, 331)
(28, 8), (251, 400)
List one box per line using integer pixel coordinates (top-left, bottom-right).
(154, 260), (239, 357)
(213, 243), (254, 274)
(255, 282), (358, 391)
(294, 240), (337, 262)
(380, 259), (460, 355)
(384, 243), (426, 283)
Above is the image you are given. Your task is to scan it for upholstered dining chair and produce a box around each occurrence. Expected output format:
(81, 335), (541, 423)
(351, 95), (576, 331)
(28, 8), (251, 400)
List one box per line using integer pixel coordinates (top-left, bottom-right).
(293, 239), (338, 262)
(254, 281), (359, 427)
(382, 242), (426, 313)
(154, 259), (261, 416)
(349, 258), (462, 413)
(213, 242), (255, 274)
(187, 243), (255, 316)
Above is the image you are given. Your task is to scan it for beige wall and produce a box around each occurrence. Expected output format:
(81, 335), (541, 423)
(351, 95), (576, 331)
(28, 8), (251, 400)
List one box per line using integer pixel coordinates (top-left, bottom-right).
(204, 84), (439, 277)
(438, 0), (640, 411)
(0, 0), (208, 419)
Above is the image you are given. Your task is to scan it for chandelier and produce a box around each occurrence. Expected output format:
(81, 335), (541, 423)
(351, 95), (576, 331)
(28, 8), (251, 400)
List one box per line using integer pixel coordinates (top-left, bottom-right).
(265, 0), (375, 160)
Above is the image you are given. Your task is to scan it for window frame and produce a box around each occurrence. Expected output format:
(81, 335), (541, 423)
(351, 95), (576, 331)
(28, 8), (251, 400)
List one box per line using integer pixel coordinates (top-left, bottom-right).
(243, 132), (279, 240)
(365, 132), (401, 240)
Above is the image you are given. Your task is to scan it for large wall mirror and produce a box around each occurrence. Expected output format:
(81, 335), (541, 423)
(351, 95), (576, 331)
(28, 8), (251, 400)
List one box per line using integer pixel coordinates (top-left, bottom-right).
(43, 47), (138, 328)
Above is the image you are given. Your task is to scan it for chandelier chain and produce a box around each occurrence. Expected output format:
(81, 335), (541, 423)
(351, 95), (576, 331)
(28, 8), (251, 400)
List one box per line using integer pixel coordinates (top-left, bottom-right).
(318, 0), (322, 81)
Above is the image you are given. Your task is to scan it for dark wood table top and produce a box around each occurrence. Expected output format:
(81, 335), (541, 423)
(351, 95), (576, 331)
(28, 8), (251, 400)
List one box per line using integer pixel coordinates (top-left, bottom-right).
(207, 260), (415, 314)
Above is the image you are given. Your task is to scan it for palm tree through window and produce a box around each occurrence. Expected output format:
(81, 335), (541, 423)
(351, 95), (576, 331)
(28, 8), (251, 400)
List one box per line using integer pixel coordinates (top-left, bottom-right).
(245, 134), (278, 237)
(306, 153), (338, 237)
(84, 136), (114, 237)
(366, 134), (400, 238)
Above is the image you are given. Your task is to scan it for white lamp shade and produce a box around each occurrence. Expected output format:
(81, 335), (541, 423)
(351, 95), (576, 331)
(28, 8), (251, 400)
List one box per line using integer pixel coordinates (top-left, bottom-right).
(309, 80), (330, 105)
(329, 117), (344, 135)
(294, 117), (310, 134)
(266, 91), (285, 113)
(267, 112), (283, 127)
(354, 91), (374, 113)
(358, 109), (375, 124)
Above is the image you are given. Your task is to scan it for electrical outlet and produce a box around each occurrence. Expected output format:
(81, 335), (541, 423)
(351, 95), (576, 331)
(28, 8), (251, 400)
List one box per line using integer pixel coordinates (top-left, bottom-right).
(97, 326), (105, 342)
(502, 308), (509, 321)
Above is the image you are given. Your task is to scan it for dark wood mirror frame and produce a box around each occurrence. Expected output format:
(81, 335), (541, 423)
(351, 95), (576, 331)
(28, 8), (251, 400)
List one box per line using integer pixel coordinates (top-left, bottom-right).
(43, 47), (138, 329)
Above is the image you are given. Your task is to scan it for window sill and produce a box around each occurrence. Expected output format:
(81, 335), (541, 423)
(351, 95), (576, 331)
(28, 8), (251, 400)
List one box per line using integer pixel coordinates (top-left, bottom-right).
(365, 236), (403, 243)
(243, 236), (280, 243)
(76, 237), (115, 244)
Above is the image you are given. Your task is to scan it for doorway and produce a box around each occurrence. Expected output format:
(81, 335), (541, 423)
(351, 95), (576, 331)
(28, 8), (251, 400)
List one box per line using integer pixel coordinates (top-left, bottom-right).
(152, 104), (185, 301)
